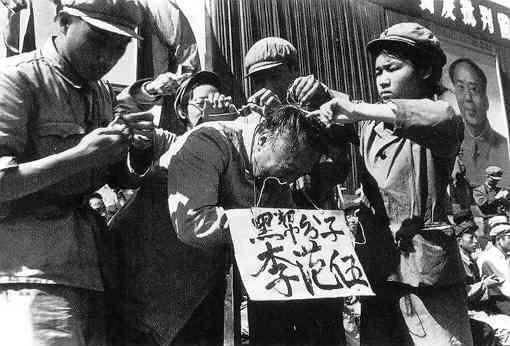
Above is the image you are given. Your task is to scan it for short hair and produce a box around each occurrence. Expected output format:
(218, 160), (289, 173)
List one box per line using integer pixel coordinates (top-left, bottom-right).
(378, 47), (445, 95)
(260, 105), (326, 154)
(449, 58), (487, 94)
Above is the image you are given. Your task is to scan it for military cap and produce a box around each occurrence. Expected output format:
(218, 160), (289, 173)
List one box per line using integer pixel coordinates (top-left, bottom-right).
(488, 215), (509, 229)
(60, 0), (144, 39)
(486, 166), (503, 179)
(489, 223), (510, 238)
(367, 22), (446, 69)
(244, 37), (298, 77)
(453, 210), (478, 237)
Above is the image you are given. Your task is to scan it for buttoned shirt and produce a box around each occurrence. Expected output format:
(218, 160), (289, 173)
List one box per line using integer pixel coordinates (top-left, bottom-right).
(359, 98), (463, 231)
(356, 98), (465, 287)
(0, 39), (127, 290)
(460, 248), (489, 310)
(146, 115), (293, 344)
(460, 122), (510, 187)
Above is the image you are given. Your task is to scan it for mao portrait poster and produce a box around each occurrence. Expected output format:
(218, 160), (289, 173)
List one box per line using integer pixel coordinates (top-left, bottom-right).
(440, 37), (510, 188)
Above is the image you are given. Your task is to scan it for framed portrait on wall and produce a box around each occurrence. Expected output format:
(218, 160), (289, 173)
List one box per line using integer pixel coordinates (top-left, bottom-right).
(439, 37), (510, 188)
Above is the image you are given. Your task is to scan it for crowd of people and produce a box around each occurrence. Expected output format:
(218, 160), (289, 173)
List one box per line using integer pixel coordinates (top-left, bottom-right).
(1, 0), (510, 346)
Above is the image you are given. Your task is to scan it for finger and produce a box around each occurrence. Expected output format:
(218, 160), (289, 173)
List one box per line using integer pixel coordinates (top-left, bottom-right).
(176, 72), (192, 81)
(300, 80), (321, 104)
(104, 123), (129, 133)
(125, 121), (155, 130)
(259, 90), (279, 106)
(247, 88), (266, 105)
(296, 75), (315, 102)
(288, 77), (305, 102)
(266, 96), (280, 108)
(122, 111), (154, 122)
(208, 93), (217, 108)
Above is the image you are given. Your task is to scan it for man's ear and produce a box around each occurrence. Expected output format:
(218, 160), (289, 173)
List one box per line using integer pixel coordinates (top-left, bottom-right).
(177, 107), (188, 121)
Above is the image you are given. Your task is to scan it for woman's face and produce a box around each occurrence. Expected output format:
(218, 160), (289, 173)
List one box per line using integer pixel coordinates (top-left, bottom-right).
(186, 84), (219, 128)
(375, 52), (425, 102)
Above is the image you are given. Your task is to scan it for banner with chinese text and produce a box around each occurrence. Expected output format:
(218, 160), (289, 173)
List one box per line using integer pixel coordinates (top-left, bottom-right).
(227, 208), (374, 301)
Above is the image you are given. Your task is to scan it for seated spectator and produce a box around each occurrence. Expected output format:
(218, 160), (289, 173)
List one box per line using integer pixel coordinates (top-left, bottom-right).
(478, 220), (510, 317)
(455, 210), (510, 345)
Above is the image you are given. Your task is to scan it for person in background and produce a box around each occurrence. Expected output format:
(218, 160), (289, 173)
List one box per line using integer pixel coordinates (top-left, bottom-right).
(449, 58), (510, 187)
(243, 37), (355, 208)
(109, 71), (239, 346)
(474, 166), (510, 218)
(0, 0), (158, 344)
(450, 159), (474, 214)
(243, 37), (355, 344)
(454, 210), (510, 346)
(478, 221), (510, 316)
(313, 22), (472, 345)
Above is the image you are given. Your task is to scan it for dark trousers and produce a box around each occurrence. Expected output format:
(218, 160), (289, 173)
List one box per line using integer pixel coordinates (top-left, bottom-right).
(120, 277), (226, 346)
(360, 283), (473, 346)
(470, 318), (497, 346)
(248, 299), (346, 346)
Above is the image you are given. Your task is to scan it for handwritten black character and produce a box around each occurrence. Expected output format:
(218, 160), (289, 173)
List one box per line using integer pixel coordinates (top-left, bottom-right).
(320, 216), (345, 241)
(250, 212), (285, 243)
(252, 242), (299, 297)
(252, 242), (295, 277)
(329, 250), (369, 288)
(252, 212), (273, 235)
(299, 214), (319, 239)
(276, 209), (296, 228)
(294, 241), (343, 294)
(265, 265), (299, 297)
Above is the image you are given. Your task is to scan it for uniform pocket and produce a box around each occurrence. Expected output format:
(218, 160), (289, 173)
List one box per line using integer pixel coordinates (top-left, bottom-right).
(394, 231), (464, 287)
(33, 122), (85, 157)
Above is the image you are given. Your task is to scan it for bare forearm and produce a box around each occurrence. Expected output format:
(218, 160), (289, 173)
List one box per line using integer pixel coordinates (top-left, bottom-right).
(352, 102), (396, 123)
(0, 147), (91, 202)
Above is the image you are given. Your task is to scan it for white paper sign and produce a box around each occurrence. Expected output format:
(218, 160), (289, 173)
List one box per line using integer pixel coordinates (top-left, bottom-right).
(227, 208), (374, 301)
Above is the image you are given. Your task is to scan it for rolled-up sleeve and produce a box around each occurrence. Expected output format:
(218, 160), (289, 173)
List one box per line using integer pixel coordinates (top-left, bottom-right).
(167, 128), (230, 251)
(0, 66), (32, 163)
(391, 99), (463, 157)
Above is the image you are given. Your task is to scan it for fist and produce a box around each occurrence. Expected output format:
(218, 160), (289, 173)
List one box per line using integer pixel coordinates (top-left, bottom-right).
(144, 72), (191, 96)
(247, 88), (282, 117)
(287, 75), (329, 108)
(76, 123), (130, 166)
(122, 111), (155, 150)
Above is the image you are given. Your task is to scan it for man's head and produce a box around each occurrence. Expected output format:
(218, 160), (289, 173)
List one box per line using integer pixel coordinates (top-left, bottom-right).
(251, 105), (325, 183)
(244, 37), (298, 100)
(55, 0), (143, 81)
(490, 222), (510, 253)
(486, 166), (503, 186)
(174, 71), (222, 129)
(449, 58), (489, 130)
(454, 210), (479, 253)
(367, 23), (446, 101)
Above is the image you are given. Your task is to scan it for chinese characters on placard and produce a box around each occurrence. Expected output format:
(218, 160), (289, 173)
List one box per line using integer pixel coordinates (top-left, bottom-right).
(228, 208), (373, 301)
